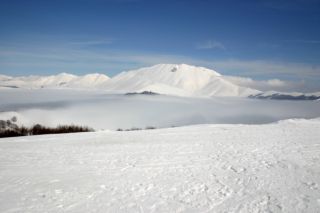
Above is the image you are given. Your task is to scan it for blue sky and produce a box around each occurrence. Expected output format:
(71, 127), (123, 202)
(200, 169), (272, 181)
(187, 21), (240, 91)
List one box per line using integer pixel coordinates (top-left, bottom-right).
(0, 0), (320, 85)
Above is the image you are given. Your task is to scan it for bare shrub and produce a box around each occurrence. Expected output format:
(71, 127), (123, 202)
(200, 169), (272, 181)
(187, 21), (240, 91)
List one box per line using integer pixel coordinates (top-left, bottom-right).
(11, 116), (17, 123)
(30, 124), (93, 135)
(0, 123), (93, 138)
(130, 127), (142, 131)
(145, 126), (156, 130)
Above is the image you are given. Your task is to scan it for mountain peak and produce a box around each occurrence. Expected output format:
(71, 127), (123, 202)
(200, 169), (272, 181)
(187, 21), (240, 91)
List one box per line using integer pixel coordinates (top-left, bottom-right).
(149, 63), (222, 76)
(100, 63), (257, 97)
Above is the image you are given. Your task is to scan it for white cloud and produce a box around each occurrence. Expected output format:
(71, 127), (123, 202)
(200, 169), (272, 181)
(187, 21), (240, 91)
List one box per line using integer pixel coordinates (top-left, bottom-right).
(1, 48), (319, 79)
(196, 40), (225, 50)
(68, 39), (114, 46)
(223, 76), (306, 92)
(211, 59), (320, 78)
(1, 42), (320, 92)
(284, 39), (320, 44)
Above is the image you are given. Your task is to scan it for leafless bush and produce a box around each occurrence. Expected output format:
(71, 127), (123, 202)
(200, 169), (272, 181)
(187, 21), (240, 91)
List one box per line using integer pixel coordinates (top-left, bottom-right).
(116, 126), (157, 131)
(0, 122), (93, 138)
(145, 126), (156, 130)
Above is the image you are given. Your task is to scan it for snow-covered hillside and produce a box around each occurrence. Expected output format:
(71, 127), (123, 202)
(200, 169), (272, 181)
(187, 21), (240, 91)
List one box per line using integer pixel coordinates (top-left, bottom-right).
(100, 64), (259, 97)
(0, 73), (110, 89)
(0, 119), (319, 212)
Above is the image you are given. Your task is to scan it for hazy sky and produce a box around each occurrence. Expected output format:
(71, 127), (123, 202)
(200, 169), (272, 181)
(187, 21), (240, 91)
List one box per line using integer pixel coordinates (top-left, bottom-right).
(0, 0), (320, 84)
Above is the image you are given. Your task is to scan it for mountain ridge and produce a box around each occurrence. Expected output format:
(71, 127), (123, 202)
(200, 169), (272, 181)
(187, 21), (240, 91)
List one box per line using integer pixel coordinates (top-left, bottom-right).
(1, 64), (319, 99)
(0, 73), (110, 89)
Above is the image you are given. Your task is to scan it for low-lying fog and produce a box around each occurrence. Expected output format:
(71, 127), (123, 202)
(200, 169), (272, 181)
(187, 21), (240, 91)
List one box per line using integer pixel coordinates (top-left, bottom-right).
(1, 89), (320, 130)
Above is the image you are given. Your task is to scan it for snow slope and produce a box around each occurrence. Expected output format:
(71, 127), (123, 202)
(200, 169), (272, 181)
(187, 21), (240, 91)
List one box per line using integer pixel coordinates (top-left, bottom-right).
(0, 74), (12, 81)
(100, 64), (259, 97)
(0, 119), (319, 212)
(0, 73), (110, 89)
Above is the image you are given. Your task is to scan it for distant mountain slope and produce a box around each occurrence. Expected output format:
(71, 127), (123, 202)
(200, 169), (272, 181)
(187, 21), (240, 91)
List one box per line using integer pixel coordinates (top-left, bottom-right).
(249, 91), (320, 100)
(65, 73), (110, 88)
(100, 64), (260, 97)
(0, 73), (110, 89)
(0, 74), (12, 81)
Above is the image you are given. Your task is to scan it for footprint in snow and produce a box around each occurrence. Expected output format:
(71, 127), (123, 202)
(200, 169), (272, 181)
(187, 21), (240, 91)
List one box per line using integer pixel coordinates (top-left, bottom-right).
(302, 181), (318, 190)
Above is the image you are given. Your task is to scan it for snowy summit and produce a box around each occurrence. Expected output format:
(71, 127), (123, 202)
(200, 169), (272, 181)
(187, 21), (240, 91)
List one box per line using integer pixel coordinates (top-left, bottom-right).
(99, 64), (259, 97)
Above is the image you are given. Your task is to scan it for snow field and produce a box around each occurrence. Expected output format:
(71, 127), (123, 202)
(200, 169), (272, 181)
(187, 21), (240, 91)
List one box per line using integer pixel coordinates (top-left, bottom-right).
(0, 119), (319, 212)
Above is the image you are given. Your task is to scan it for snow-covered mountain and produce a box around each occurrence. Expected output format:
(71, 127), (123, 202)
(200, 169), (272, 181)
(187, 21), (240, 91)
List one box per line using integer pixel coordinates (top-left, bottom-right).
(65, 73), (110, 88)
(100, 64), (260, 97)
(3, 64), (318, 99)
(0, 64), (259, 97)
(0, 74), (12, 81)
(0, 73), (110, 89)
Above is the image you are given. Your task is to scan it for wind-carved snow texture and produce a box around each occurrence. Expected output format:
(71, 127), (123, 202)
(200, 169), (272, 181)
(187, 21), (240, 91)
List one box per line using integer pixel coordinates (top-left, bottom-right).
(0, 119), (319, 212)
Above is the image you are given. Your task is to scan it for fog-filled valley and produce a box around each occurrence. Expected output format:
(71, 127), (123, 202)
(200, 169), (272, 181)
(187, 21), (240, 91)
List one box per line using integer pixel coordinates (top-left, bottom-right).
(0, 88), (319, 130)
